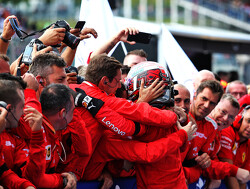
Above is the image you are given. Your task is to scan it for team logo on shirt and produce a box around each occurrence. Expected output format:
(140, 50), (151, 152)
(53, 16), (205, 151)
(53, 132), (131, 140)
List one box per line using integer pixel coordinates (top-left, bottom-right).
(242, 152), (246, 163)
(45, 145), (51, 160)
(232, 142), (238, 155)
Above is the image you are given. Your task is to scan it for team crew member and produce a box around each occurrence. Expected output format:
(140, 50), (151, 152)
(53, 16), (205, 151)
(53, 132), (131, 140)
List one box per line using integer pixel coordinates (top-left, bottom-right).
(182, 80), (224, 183)
(17, 54), (92, 180)
(218, 105), (250, 189)
(203, 94), (240, 188)
(0, 76), (35, 189)
(0, 74), (48, 189)
(182, 81), (249, 185)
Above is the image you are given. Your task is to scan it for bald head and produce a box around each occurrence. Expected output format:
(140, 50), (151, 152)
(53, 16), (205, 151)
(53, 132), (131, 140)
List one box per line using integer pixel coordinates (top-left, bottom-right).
(226, 80), (247, 100)
(193, 70), (215, 91)
(174, 84), (191, 114)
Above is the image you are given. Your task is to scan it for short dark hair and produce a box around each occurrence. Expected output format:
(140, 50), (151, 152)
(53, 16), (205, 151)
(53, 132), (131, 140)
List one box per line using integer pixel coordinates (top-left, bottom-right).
(126, 49), (147, 58)
(85, 54), (122, 85)
(196, 80), (224, 103)
(121, 65), (131, 75)
(0, 73), (26, 89)
(0, 74), (26, 106)
(29, 53), (66, 77)
(40, 84), (74, 116)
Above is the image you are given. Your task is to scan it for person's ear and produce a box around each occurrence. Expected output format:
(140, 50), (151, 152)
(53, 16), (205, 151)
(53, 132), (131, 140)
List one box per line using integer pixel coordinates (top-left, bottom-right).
(59, 108), (66, 118)
(99, 76), (109, 86)
(36, 76), (45, 87)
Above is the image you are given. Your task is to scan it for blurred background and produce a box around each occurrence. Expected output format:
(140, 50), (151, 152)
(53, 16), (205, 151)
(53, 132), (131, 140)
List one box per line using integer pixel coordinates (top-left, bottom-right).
(1, 0), (250, 84)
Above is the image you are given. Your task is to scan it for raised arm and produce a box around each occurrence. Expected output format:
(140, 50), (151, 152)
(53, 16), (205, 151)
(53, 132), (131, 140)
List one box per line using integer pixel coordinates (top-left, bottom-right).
(90, 27), (139, 59)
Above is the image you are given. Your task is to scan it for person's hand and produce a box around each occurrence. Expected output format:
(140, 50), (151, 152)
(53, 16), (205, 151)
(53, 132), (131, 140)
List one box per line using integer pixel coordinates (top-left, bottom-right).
(23, 106), (43, 131)
(10, 54), (29, 76)
(115, 27), (139, 45)
(70, 27), (98, 40)
(2, 15), (19, 40)
(61, 172), (77, 189)
(137, 78), (165, 103)
(177, 121), (197, 141)
(66, 72), (77, 84)
(98, 170), (113, 189)
(236, 168), (250, 183)
(173, 106), (187, 123)
(0, 107), (8, 133)
(31, 43), (53, 60)
(22, 73), (39, 91)
(195, 153), (211, 168)
(206, 179), (221, 189)
(38, 25), (66, 46)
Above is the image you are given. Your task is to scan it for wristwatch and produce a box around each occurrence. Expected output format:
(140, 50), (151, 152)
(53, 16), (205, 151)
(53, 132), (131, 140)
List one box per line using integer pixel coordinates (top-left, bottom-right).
(0, 34), (11, 43)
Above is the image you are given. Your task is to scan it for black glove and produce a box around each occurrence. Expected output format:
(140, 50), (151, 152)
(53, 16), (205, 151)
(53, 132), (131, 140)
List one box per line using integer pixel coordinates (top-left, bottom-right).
(75, 88), (104, 117)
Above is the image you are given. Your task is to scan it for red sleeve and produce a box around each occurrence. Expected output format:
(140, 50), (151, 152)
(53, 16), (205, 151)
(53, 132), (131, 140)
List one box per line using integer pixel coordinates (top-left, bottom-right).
(24, 89), (42, 113)
(0, 168), (36, 189)
(13, 89), (41, 140)
(203, 159), (238, 179)
(63, 109), (92, 156)
(88, 129), (187, 163)
(183, 166), (202, 184)
(23, 130), (63, 188)
(77, 83), (177, 128)
(94, 105), (140, 137)
(217, 127), (235, 161)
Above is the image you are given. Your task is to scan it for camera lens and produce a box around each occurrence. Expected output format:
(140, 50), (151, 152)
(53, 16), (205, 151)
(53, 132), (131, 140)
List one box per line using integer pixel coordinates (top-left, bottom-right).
(63, 32), (80, 49)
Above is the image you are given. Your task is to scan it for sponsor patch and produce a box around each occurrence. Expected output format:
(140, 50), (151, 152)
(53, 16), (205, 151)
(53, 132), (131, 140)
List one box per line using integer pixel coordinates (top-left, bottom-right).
(45, 145), (51, 160)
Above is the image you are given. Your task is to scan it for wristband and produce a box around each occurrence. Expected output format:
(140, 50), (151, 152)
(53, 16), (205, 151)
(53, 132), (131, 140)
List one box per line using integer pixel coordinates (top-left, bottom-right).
(0, 35), (11, 43)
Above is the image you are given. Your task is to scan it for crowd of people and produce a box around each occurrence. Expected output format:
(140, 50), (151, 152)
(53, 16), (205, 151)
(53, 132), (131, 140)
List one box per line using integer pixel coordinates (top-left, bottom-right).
(0, 14), (249, 189)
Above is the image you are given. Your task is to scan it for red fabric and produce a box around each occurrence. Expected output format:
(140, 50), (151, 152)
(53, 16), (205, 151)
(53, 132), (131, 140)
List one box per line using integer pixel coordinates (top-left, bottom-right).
(133, 125), (187, 189)
(56, 109), (92, 180)
(0, 134), (35, 189)
(202, 127), (238, 180)
(83, 129), (188, 181)
(73, 81), (178, 128)
(181, 113), (217, 184)
(238, 94), (250, 112)
(218, 126), (250, 171)
(19, 88), (92, 181)
(0, 128), (63, 189)
(10, 89), (64, 188)
(0, 169), (36, 189)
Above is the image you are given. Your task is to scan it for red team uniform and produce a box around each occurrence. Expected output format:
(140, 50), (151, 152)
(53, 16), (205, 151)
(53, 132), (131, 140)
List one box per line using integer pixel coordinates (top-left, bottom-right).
(218, 126), (250, 171)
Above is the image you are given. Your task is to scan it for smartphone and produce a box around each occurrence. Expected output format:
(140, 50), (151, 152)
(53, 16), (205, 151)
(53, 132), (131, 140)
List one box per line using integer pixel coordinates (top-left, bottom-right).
(127, 32), (152, 44)
(74, 21), (86, 30)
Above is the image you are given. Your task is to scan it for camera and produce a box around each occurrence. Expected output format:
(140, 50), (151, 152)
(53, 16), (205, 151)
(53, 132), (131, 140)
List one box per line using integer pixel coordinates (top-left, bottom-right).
(21, 39), (47, 65)
(65, 66), (85, 84)
(54, 20), (80, 49)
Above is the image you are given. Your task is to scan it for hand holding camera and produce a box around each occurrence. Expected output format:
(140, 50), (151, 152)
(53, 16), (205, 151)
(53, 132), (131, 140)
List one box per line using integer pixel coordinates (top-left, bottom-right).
(38, 25), (66, 46)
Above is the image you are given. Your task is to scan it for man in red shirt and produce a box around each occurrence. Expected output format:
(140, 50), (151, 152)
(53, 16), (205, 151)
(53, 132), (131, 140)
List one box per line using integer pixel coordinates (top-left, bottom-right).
(182, 80), (224, 183)
(79, 60), (196, 188)
(0, 74), (37, 189)
(218, 105), (250, 189)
